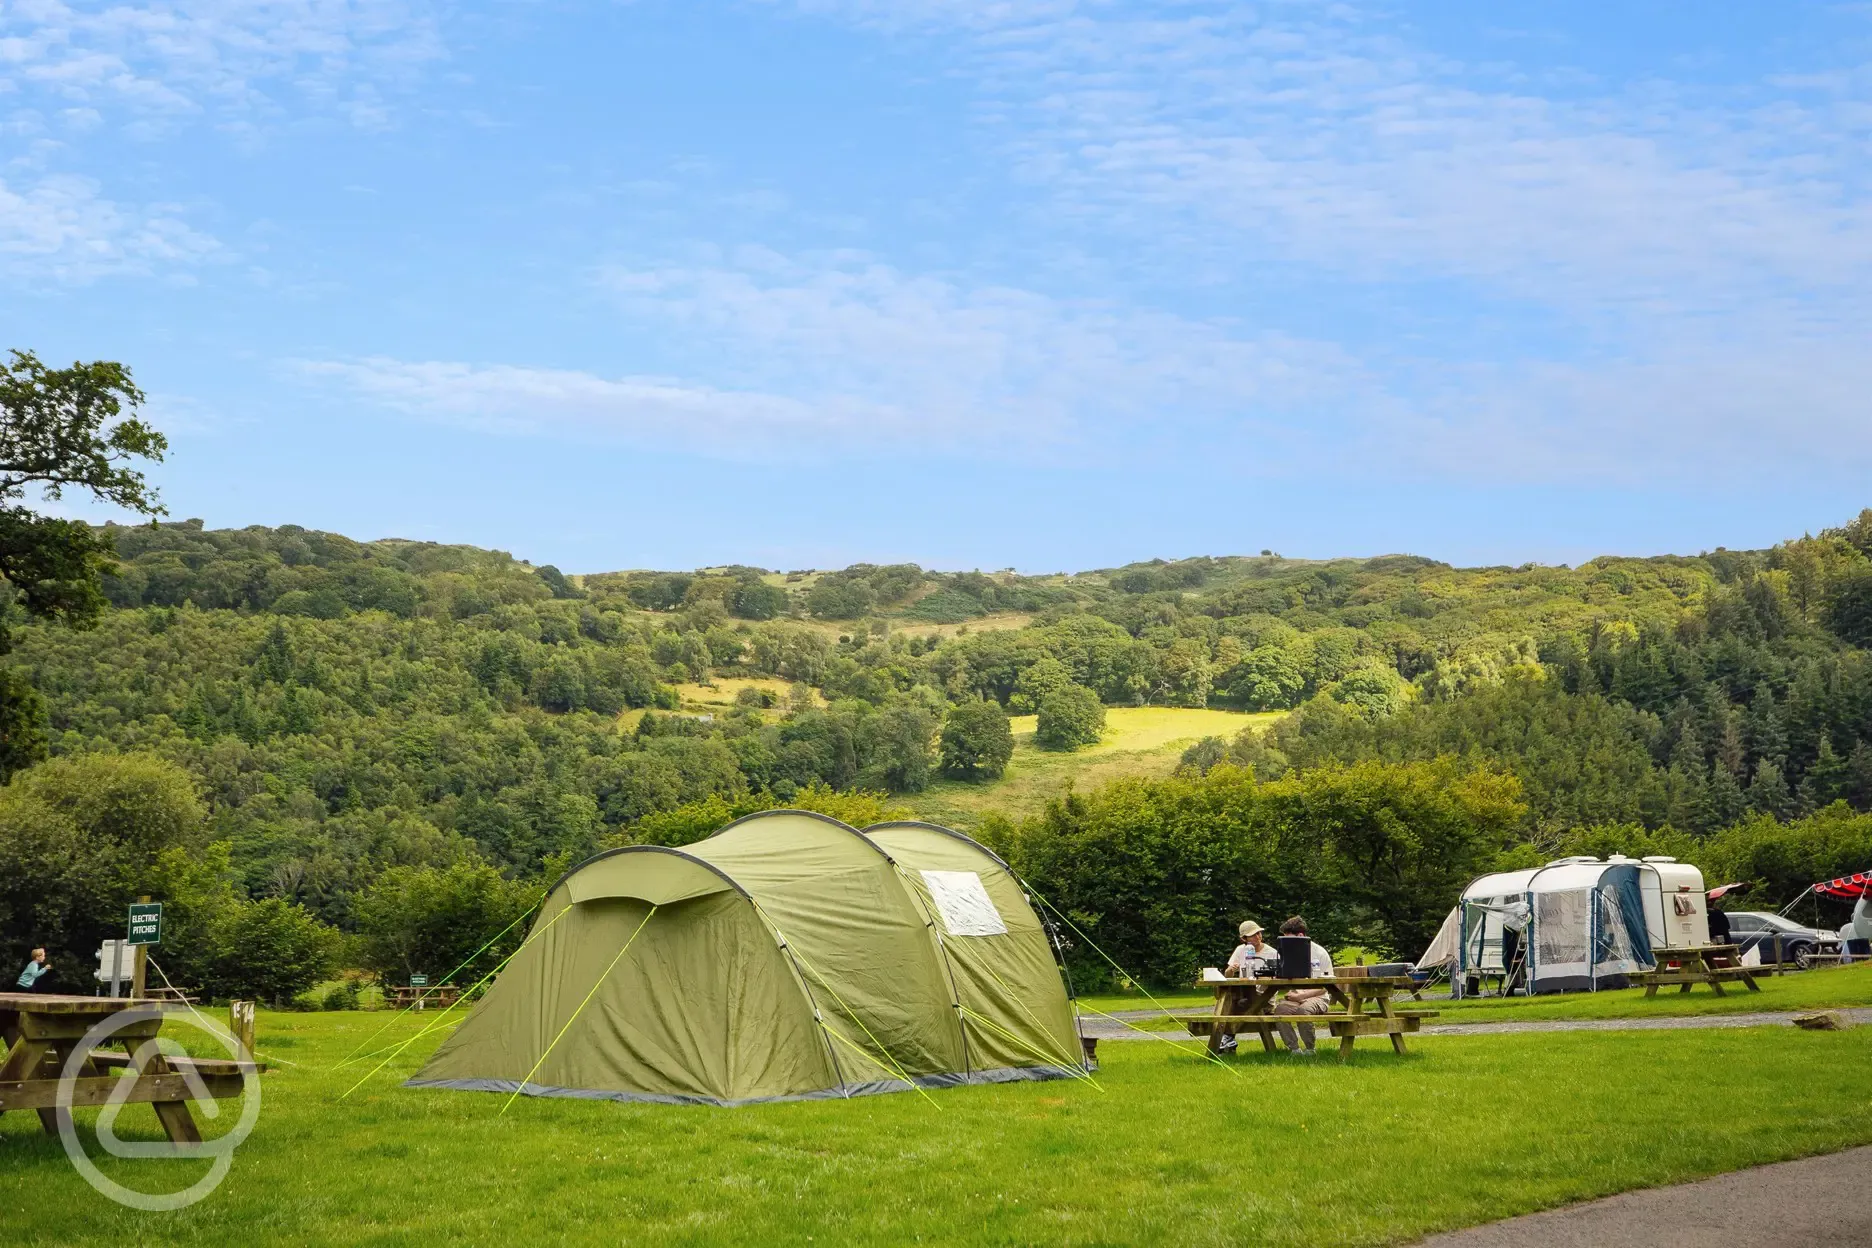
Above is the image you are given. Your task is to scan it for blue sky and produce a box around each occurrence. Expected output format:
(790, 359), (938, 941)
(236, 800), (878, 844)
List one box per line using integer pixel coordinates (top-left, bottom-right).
(4, 1), (1871, 573)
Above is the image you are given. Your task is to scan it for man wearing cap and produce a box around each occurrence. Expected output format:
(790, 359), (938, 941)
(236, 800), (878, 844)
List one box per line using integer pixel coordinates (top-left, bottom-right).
(1225, 921), (1277, 978)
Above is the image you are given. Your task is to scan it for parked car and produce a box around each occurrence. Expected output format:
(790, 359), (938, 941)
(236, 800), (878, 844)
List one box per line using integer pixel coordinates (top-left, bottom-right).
(1721, 911), (1841, 969)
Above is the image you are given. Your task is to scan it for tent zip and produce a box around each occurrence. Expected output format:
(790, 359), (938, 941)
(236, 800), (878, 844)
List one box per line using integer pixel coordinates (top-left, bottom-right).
(887, 862), (975, 1080)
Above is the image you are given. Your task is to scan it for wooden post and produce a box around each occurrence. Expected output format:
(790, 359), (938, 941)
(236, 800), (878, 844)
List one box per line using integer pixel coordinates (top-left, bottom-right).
(131, 894), (150, 999)
(228, 1001), (256, 1060)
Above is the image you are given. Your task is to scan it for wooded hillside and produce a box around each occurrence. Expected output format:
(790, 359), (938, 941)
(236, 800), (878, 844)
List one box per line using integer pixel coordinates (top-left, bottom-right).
(7, 512), (1872, 994)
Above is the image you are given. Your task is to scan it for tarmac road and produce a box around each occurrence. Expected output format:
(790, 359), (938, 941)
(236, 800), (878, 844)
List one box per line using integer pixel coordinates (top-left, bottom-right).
(1409, 1145), (1872, 1246)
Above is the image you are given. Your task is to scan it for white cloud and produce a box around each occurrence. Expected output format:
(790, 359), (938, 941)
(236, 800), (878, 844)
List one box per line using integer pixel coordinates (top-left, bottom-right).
(303, 251), (1361, 456)
(603, 251), (1350, 438)
(0, 172), (219, 281)
(305, 241), (1872, 485)
(0, 0), (444, 134)
(299, 358), (852, 448)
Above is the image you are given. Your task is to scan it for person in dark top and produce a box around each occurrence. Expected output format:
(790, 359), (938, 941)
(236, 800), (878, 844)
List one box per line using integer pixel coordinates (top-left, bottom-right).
(1707, 903), (1731, 947)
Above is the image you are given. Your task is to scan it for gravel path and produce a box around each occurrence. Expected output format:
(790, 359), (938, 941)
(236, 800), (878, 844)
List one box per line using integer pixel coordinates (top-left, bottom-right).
(1408, 1146), (1872, 1246)
(1075, 1005), (1872, 1041)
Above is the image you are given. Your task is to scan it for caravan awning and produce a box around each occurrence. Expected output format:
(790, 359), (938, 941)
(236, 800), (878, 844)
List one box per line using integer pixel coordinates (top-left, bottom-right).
(1812, 871), (1872, 900)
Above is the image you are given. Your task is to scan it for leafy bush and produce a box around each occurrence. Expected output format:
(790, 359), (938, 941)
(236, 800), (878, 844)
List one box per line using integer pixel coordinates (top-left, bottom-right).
(1035, 685), (1105, 751)
(322, 979), (361, 1011)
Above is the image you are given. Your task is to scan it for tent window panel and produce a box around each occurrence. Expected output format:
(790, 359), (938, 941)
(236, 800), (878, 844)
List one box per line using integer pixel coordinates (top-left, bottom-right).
(1534, 889), (1591, 967)
(921, 871), (1007, 937)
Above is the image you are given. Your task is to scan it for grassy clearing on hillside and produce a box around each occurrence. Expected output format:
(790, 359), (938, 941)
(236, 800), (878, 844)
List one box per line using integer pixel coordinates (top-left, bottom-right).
(884, 613), (1034, 641)
(5, 1012), (1870, 1245)
(1083, 961), (1872, 1025)
(904, 706), (1280, 828)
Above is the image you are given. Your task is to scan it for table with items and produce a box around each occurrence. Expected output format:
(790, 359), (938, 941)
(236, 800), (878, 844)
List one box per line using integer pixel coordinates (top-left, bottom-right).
(1183, 973), (1437, 1061)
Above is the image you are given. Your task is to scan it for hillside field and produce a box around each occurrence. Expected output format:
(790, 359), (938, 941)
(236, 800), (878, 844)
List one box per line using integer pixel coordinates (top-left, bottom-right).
(902, 706), (1281, 828)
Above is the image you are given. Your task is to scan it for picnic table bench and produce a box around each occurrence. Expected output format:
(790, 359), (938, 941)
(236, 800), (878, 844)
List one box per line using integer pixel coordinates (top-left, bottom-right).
(387, 985), (462, 1010)
(1634, 944), (1762, 997)
(0, 993), (261, 1142)
(1185, 975), (1437, 1062)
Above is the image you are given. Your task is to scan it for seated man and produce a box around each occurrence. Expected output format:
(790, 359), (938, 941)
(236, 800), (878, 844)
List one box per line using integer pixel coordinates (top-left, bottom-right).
(1270, 916), (1333, 1054)
(1224, 920), (1277, 978)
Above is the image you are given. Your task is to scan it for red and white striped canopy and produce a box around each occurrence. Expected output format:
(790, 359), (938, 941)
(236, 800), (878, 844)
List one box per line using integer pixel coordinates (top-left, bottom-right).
(1812, 871), (1872, 900)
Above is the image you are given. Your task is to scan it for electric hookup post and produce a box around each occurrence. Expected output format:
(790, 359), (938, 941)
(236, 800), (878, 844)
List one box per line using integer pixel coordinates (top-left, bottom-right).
(126, 897), (162, 999)
(94, 939), (130, 997)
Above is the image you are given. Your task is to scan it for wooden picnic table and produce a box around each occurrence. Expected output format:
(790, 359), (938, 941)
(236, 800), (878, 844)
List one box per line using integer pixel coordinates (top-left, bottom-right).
(0, 993), (258, 1142)
(1634, 944), (1762, 997)
(387, 985), (462, 1010)
(1183, 975), (1437, 1062)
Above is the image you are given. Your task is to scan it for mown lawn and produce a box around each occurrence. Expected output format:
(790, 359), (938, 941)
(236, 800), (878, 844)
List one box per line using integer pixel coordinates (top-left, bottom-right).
(1086, 960), (1872, 1029)
(903, 706), (1280, 829)
(4, 1004), (1870, 1245)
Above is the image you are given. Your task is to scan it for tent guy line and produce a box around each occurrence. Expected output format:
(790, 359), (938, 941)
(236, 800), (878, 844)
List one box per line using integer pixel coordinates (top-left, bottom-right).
(501, 904), (660, 1116)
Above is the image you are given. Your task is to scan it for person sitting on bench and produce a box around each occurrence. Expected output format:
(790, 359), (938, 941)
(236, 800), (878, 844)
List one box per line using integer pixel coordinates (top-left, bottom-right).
(1224, 920), (1277, 977)
(1271, 917), (1333, 1054)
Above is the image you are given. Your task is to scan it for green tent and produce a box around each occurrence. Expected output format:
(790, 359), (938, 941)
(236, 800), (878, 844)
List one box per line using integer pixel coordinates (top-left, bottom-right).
(407, 811), (1084, 1107)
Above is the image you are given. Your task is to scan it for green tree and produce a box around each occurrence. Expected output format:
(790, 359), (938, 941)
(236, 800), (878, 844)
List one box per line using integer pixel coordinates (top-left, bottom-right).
(805, 576), (874, 619)
(148, 843), (339, 1003)
(728, 578), (789, 621)
(353, 860), (537, 986)
(1226, 644), (1308, 710)
(939, 699), (1014, 780)
(0, 753), (204, 976)
(856, 703), (935, 793)
(1179, 735), (1229, 775)
(1009, 655), (1073, 714)
(0, 669), (47, 780)
(1035, 684), (1105, 751)
(0, 350), (167, 774)
(1260, 759), (1525, 956)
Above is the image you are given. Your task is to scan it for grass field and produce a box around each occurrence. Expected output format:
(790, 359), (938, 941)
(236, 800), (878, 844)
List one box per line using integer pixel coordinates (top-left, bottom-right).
(4, 1005), (1871, 1245)
(903, 706), (1279, 828)
(1082, 961), (1872, 1026)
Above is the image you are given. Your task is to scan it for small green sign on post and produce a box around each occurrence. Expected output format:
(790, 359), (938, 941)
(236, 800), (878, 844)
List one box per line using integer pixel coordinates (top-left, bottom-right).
(127, 902), (163, 946)
(410, 974), (429, 989)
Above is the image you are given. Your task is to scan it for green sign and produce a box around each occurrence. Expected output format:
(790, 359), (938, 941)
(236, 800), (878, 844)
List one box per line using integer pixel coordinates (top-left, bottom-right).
(127, 902), (163, 946)
(410, 974), (429, 988)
